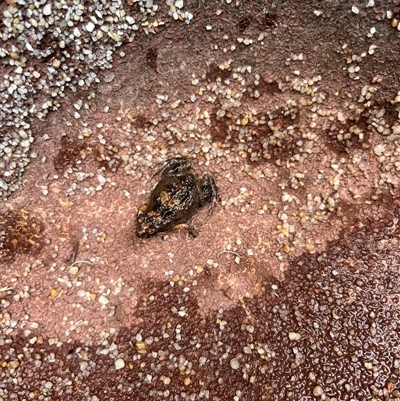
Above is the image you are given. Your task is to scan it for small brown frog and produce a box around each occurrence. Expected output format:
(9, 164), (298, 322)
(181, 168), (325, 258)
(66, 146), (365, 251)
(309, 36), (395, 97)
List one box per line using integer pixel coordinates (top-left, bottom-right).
(136, 157), (218, 238)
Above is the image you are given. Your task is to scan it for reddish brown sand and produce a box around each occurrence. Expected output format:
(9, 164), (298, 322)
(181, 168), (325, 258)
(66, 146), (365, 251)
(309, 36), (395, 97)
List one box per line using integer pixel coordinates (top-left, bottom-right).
(1, 1), (400, 400)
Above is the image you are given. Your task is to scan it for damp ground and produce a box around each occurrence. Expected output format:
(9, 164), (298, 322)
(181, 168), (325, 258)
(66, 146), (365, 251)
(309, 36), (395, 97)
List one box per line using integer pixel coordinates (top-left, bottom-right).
(1, 1), (400, 400)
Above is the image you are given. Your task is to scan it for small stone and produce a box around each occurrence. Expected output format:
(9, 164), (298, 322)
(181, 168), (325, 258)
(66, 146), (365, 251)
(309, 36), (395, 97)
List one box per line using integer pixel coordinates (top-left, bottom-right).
(175, 0), (183, 8)
(52, 59), (61, 69)
(351, 5), (359, 14)
(9, 360), (20, 369)
(136, 341), (148, 351)
(337, 112), (345, 122)
(80, 361), (88, 371)
(374, 144), (385, 156)
(98, 295), (109, 305)
(115, 358), (125, 370)
(73, 27), (81, 38)
(43, 4), (52, 16)
(20, 140), (30, 148)
(230, 358), (239, 370)
(392, 124), (400, 135)
(86, 22), (95, 32)
(104, 74), (115, 83)
(69, 265), (79, 274)
(313, 386), (324, 396)
(108, 32), (121, 42)
(288, 332), (301, 341)
(98, 174), (106, 185)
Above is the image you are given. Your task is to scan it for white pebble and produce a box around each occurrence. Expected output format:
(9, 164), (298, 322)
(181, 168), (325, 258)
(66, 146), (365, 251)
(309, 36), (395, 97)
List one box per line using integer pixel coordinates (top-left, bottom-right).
(44, 381), (53, 389)
(98, 295), (109, 305)
(73, 27), (81, 38)
(351, 5), (359, 14)
(337, 112), (345, 122)
(374, 144), (385, 156)
(20, 140), (30, 148)
(43, 4), (52, 16)
(230, 358), (239, 370)
(80, 361), (88, 371)
(288, 332), (301, 341)
(313, 386), (324, 396)
(86, 22), (95, 33)
(98, 174), (106, 185)
(368, 44), (377, 55)
(115, 358), (125, 370)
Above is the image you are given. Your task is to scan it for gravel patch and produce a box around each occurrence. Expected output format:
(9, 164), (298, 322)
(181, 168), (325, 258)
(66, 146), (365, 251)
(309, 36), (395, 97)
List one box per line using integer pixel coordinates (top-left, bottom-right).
(1, 0), (400, 399)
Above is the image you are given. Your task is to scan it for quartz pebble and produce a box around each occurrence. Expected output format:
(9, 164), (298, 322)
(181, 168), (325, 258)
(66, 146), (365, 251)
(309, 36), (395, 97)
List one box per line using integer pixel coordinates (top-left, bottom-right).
(313, 386), (324, 396)
(288, 332), (301, 341)
(230, 358), (239, 370)
(98, 295), (109, 305)
(115, 359), (125, 370)
(86, 22), (95, 32)
(43, 4), (52, 16)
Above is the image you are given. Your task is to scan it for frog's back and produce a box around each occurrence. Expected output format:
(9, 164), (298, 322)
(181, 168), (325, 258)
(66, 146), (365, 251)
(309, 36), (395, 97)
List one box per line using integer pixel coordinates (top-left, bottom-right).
(149, 173), (200, 229)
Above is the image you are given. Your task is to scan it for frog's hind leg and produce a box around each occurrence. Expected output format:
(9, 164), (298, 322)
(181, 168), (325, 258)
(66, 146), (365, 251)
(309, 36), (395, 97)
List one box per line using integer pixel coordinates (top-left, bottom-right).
(174, 223), (199, 238)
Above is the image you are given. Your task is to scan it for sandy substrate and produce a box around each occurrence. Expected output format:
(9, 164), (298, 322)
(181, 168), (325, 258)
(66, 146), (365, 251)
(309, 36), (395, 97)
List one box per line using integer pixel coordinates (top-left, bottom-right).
(1, 0), (400, 400)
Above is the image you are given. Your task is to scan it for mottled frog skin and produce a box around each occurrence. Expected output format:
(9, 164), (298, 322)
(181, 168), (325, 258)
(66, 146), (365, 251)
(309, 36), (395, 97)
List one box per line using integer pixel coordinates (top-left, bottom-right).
(136, 157), (218, 238)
